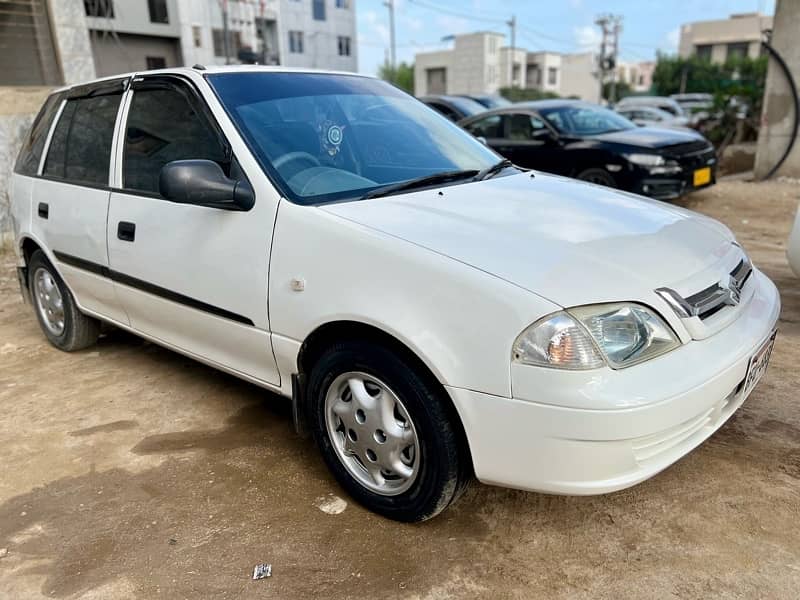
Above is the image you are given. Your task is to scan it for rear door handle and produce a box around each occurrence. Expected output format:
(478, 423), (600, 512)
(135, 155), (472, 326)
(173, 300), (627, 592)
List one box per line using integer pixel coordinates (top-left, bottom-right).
(117, 221), (136, 242)
(38, 203), (48, 219)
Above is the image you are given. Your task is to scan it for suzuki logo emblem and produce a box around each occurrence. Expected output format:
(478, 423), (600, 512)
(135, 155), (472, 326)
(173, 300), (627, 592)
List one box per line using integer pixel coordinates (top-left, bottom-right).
(723, 274), (743, 306)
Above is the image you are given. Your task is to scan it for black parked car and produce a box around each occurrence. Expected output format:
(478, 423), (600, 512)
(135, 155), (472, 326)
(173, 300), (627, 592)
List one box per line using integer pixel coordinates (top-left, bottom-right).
(458, 100), (717, 200)
(418, 95), (487, 122)
(454, 94), (511, 110)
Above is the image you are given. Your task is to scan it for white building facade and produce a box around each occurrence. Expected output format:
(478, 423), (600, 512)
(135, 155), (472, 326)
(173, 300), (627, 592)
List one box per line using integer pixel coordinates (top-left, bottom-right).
(85, 0), (357, 77)
(414, 32), (598, 101)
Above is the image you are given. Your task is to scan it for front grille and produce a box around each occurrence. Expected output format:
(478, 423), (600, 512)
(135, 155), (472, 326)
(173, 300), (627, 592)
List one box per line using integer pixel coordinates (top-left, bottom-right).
(655, 256), (752, 321)
(662, 140), (713, 158)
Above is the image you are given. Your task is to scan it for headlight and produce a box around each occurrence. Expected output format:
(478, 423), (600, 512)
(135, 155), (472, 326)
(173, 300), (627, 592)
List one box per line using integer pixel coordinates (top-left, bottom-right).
(624, 153), (665, 166)
(513, 303), (680, 370)
(624, 153), (681, 174)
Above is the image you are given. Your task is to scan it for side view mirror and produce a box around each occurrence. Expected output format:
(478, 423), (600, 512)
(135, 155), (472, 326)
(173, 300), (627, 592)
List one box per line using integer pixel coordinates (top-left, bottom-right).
(532, 129), (557, 142)
(159, 159), (255, 211)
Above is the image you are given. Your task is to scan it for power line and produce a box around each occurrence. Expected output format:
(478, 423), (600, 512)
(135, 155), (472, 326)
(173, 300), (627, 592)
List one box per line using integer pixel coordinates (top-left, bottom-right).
(406, 0), (507, 25)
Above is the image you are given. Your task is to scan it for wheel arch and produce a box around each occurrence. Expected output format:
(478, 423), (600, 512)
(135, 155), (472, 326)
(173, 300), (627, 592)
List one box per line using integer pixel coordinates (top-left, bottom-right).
(295, 319), (474, 473)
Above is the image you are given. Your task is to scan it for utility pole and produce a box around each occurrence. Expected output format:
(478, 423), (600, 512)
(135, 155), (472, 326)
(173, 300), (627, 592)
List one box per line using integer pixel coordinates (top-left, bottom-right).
(609, 16), (623, 104)
(507, 15), (516, 88)
(384, 0), (396, 77)
(222, 0), (230, 65)
(595, 15), (608, 103)
(595, 14), (622, 104)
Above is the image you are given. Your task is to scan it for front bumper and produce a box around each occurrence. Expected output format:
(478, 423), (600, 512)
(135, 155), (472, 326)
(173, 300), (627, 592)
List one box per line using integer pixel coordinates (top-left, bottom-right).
(447, 269), (780, 495)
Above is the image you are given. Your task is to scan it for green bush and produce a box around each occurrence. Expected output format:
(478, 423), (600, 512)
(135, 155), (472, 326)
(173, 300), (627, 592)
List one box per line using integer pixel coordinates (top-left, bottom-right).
(499, 87), (560, 102)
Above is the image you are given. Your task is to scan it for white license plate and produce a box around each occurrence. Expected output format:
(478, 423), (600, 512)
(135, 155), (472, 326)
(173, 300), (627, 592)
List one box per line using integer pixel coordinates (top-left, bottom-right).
(742, 330), (776, 398)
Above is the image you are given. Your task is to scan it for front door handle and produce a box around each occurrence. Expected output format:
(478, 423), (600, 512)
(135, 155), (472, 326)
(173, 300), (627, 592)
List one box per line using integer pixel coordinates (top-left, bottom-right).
(38, 203), (49, 219)
(117, 221), (136, 242)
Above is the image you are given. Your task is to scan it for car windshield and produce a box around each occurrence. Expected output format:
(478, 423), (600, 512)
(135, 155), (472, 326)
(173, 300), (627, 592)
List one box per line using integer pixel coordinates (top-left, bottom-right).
(208, 72), (500, 204)
(539, 104), (636, 136)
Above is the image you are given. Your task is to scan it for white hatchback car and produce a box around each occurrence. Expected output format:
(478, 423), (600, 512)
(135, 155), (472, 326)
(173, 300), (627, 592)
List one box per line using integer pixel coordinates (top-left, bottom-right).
(10, 67), (780, 521)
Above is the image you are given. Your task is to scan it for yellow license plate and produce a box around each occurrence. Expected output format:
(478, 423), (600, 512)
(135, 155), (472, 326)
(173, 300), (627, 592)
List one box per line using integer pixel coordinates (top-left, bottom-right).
(693, 167), (711, 187)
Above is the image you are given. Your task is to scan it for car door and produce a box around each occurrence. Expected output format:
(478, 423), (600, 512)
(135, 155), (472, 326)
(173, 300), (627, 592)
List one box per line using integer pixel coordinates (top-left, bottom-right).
(32, 79), (130, 325)
(491, 112), (560, 173)
(106, 75), (280, 386)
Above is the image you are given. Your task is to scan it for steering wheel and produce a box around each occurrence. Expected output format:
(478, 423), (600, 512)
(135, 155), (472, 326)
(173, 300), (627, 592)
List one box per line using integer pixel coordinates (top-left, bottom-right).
(273, 151), (321, 172)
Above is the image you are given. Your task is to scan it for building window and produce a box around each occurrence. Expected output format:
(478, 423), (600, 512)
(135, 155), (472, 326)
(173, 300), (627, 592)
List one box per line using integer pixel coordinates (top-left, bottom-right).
(147, 0), (168, 24)
(289, 31), (304, 53)
(695, 44), (712, 61)
(335, 0), (349, 7)
(84, 0), (114, 18)
(146, 56), (166, 70)
(337, 36), (351, 56)
(547, 67), (557, 85)
(192, 25), (202, 48)
(212, 29), (242, 57)
(726, 42), (749, 61)
(313, 0), (326, 21)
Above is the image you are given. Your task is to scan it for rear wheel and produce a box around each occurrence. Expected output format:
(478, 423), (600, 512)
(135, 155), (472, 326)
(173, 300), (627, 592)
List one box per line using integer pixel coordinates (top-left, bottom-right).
(577, 168), (616, 188)
(28, 250), (100, 351)
(307, 340), (470, 522)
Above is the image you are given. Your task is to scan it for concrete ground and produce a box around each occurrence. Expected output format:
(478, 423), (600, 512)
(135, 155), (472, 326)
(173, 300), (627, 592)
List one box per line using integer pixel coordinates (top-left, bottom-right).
(1, 179), (799, 599)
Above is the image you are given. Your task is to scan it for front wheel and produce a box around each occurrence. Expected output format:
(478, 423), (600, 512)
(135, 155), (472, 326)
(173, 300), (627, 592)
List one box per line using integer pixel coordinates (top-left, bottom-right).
(576, 168), (616, 188)
(307, 340), (470, 522)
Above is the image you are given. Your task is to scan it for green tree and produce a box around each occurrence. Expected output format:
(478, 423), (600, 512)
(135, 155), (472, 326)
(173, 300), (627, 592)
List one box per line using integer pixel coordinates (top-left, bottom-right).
(603, 80), (633, 102)
(651, 53), (768, 145)
(499, 87), (560, 102)
(379, 62), (414, 94)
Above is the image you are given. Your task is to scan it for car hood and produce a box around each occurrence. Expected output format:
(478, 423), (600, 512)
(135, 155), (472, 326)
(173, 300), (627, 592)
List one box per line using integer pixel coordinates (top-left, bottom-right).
(590, 126), (704, 148)
(321, 172), (734, 308)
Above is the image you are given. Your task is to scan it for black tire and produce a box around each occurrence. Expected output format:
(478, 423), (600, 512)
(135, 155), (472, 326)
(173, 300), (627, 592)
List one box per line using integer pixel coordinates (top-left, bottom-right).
(27, 250), (100, 352)
(576, 168), (617, 188)
(307, 340), (470, 522)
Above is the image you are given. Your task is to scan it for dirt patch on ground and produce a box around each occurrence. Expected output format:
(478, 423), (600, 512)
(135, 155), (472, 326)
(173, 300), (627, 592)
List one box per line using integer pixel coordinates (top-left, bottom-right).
(1, 180), (799, 599)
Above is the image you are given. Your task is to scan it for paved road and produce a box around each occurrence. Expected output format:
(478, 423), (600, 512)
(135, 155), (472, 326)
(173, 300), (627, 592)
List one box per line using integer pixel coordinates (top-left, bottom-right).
(1, 180), (799, 599)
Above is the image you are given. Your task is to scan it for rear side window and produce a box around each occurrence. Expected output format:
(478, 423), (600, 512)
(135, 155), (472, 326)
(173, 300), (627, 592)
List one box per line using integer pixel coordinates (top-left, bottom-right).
(464, 114), (502, 138)
(43, 93), (122, 186)
(14, 93), (63, 176)
(122, 85), (227, 194)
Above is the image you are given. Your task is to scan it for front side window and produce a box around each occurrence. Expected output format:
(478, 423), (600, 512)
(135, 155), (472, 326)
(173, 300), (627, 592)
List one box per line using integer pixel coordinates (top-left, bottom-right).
(209, 72), (499, 205)
(123, 84), (227, 194)
(539, 104), (635, 136)
(506, 113), (547, 140)
(464, 114), (502, 139)
(43, 93), (122, 186)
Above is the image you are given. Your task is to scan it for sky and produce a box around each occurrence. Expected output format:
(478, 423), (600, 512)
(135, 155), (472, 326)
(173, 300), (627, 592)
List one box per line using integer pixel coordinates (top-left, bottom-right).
(356, 0), (776, 76)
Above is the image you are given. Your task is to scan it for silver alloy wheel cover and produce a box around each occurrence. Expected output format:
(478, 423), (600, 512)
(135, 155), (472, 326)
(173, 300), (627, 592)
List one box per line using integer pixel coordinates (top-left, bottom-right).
(33, 267), (65, 336)
(324, 371), (421, 496)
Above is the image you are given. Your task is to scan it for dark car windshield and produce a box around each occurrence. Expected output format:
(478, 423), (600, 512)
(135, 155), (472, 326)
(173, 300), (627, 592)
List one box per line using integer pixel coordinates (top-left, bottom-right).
(538, 104), (636, 136)
(208, 72), (500, 205)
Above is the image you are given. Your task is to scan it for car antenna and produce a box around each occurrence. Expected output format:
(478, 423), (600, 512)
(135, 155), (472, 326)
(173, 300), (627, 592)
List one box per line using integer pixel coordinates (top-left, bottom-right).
(192, 64), (207, 71)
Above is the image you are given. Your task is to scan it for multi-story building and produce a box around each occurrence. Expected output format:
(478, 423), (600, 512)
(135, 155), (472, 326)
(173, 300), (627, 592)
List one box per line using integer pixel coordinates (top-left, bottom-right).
(414, 32), (598, 101)
(678, 12), (773, 63)
(0, 0), (358, 87)
(616, 61), (655, 93)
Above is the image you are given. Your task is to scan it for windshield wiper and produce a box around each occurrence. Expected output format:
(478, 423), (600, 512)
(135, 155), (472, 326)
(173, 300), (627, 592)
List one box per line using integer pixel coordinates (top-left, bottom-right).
(473, 158), (514, 181)
(360, 169), (479, 200)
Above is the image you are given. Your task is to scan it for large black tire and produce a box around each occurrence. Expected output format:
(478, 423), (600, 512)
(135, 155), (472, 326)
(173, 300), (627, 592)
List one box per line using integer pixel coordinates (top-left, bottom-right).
(27, 250), (100, 352)
(576, 167), (617, 188)
(307, 340), (470, 522)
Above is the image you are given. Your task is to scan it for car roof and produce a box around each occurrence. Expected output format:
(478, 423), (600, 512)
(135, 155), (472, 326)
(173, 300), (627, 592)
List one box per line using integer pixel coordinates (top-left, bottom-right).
(617, 95), (678, 105)
(50, 65), (376, 94)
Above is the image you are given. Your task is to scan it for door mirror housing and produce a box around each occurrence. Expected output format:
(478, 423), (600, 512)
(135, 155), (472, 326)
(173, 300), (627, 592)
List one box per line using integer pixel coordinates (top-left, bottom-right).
(159, 160), (255, 211)
(532, 128), (557, 143)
